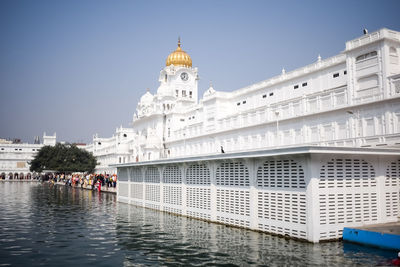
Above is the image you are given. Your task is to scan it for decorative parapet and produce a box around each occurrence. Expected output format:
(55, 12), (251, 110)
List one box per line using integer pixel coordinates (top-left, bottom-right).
(232, 54), (346, 98)
(346, 28), (400, 51)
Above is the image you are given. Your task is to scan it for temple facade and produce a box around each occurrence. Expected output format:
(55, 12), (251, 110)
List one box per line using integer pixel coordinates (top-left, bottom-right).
(89, 28), (400, 173)
(91, 28), (400, 242)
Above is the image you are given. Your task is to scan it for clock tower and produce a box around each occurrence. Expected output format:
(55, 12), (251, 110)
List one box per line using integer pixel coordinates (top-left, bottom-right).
(157, 38), (199, 106)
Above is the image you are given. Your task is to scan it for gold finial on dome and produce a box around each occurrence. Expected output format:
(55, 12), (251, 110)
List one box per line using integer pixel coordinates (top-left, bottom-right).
(166, 37), (192, 67)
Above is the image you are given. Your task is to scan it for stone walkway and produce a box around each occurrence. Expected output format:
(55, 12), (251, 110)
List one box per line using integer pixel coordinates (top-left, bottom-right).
(54, 181), (116, 194)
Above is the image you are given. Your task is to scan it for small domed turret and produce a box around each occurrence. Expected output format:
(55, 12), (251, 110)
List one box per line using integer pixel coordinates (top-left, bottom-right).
(140, 90), (153, 105)
(203, 82), (216, 97)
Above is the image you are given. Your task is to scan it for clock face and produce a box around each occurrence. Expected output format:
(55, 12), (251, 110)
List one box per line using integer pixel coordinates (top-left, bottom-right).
(180, 72), (189, 81)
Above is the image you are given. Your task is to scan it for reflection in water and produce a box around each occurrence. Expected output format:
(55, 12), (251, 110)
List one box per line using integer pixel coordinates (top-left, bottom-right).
(115, 204), (396, 266)
(0, 182), (396, 266)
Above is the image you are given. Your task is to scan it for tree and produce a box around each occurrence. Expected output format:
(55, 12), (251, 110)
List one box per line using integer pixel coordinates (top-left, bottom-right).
(30, 143), (97, 173)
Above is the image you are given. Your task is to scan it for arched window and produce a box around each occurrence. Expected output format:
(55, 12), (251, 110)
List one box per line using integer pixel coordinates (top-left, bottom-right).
(390, 47), (398, 65)
(390, 47), (397, 56)
(356, 51), (377, 62)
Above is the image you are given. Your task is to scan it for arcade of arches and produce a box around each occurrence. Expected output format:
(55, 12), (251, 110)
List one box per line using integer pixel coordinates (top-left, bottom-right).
(0, 172), (35, 180)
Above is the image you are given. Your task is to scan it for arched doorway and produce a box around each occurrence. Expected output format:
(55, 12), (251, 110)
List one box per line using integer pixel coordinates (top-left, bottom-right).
(0, 173), (5, 179)
(20, 173), (24, 180)
(14, 173), (19, 179)
(27, 173), (31, 179)
(8, 172), (13, 179)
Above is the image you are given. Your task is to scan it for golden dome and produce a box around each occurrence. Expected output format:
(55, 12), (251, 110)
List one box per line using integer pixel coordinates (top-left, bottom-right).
(166, 38), (192, 67)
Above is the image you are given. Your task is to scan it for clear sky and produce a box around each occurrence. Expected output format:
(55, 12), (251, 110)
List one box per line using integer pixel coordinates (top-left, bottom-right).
(1, 0), (399, 143)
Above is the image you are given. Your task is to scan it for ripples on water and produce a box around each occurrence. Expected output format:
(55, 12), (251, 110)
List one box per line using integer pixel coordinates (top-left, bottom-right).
(0, 182), (396, 266)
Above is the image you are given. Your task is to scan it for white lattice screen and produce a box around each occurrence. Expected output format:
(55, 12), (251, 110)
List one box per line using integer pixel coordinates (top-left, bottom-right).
(118, 168), (129, 181)
(119, 182), (129, 197)
(257, 192), (306, 225)
(145, 184), (160, 202)
(216, 189), (250, 227)
(319, 192), (378, 225)
(187, 187), (211, 213)
(131, 167), (143, 182)
(385, 160), (400, 218)
(163, 165), (182, 183)
(186, 164), (211, 185)
(216, 161), (249, 186)
(163, 185), (182, 205)
(255, 159), (307, 239)
(318, 158), (378, 240)
(186, 164), (211, 220)
(257, 159), (306, 188)
(145, 167), (160, 183)
(319, 159), (376, 189)
(130, 184), (143, 199)
(117, 153), (400, 243)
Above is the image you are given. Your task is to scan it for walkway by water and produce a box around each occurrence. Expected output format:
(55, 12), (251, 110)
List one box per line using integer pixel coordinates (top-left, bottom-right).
(0, 182), (397, 266)
(54, 181), (117, 193)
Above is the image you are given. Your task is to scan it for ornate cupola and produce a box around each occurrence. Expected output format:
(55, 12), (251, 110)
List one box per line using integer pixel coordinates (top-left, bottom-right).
(166, 38), (192, 67)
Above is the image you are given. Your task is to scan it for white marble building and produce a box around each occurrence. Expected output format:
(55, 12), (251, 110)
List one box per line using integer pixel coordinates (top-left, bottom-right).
(85, 127), (135, 174)
(114, 28), (400, 242)
(0, 133), (57, 179)
(91, 28), (400, 173)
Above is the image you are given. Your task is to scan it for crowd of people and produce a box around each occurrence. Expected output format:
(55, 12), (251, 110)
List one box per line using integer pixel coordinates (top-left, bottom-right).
(49, 173), (117, 191)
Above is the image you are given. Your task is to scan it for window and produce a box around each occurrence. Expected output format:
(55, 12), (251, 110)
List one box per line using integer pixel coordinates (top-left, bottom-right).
(182, 90), (186, 97)
(302, 82), (307, 87)
(98, 142), (101, 145)
(189, 91), (192, 98)
(262, 94), (267, 98)
(180, 119), (185, 122)
(176, 90), (179, 97)
(356, 51), (377, 62)
(243, 100), (246, 104)
(269, 92), (274, 96)
(237, 102), (241, 106)
(344, 70), (347, 75)
(365, 118), (375, 136)
(333, 73), (339, 78)
(390, 47), (397, 56)
(165, 74), (167, 82)
(123, 134), (127, 137)
(294, 85), (299, 89)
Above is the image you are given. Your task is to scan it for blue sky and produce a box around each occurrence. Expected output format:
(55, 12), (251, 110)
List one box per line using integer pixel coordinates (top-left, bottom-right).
(1, 0), (399, 143)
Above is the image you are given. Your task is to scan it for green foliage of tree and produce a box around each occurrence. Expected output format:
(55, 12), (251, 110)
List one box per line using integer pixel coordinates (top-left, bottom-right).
(30, 143), (97, 173)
